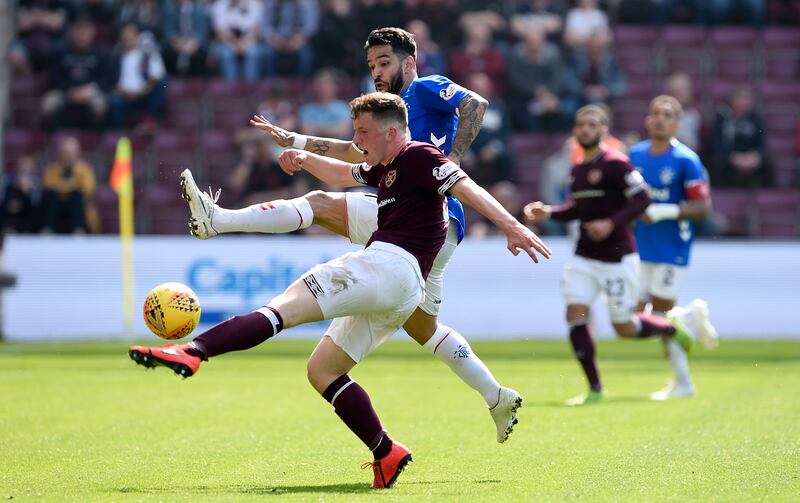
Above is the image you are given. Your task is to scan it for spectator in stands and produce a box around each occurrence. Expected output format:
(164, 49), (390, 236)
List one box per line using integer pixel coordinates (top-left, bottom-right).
(261, 0), (319, 77)
(563, 0), (609, 49)
(41, 136), (98, 234)
(707, 0), (764, 25)
(506, 26), (564, 132)
(510, 0), (565, 43)
(407, 19), (446, 77)
(16, 0), (68, 72)
(562, 30), (626, 120)
(229, 131), (311, 206)
(0, 155), (42, 234)
(448, 21), (506, 96)
(41, 16), (111, 129)
(116, 0), (161, 36)
(8, 39), (33, 75)
(108, 23), (167, 130)
(209, 0), (263, 81)
(459, 72), (513, 188)
(312, 0), (362, 76)
(66, 0), (116, 24)
(297, 68), (352, 140)
(358, 0), (407, 42)
(161, 0), (212, 76)
(665, 72), (701, 152)
(403, 0), (458, 52)
(711, 87), (774, 188)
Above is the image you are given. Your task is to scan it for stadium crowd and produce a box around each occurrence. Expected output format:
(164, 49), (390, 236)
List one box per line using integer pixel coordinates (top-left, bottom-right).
(2, 0), (799, 237)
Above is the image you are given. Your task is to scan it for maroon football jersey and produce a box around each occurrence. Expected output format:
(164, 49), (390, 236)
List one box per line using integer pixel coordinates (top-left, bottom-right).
(552, 148), (649, 262)
(352, 141), (466, 279)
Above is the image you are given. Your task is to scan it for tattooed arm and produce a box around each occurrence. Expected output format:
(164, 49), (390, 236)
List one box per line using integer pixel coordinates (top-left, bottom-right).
(448, 92), (489, 164)
(250, 115), (365, 163)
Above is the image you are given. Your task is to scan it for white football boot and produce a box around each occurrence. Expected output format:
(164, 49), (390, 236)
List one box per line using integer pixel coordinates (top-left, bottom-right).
(670, 299), (719, 350)
(180, 168), (220, 239)
(649, 380), (696, 401)
(489, 387), (523, 443)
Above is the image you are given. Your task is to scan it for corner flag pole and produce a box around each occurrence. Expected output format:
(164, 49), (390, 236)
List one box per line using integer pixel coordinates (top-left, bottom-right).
(110, 137), (135, 338)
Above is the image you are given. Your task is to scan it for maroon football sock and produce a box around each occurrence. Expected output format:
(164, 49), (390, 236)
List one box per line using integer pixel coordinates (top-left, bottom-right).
(636, 313), (676, 338)
(322, 375), (392, 460)
(569, 322), (602, 392)
(185, 309), (283, 359)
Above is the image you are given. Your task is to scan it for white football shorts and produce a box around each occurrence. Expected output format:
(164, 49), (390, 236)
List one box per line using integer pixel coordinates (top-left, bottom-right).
(344, 191), (458, 316)
(639, 261), (687, 302)
(561, 253), (640, 323)
(302, 241), (425, 362)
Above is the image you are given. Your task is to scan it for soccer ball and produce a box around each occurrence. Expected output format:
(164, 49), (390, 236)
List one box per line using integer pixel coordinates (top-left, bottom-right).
(143, 282), (201, 340)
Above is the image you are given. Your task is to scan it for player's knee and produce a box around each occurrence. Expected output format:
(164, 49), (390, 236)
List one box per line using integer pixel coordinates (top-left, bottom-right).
(306, 360), (327, 393)
(613, 321), (637, 338)
(566, 305), (588, 323)
(403, 309), (438, 345)
(305, 190), (334, 213)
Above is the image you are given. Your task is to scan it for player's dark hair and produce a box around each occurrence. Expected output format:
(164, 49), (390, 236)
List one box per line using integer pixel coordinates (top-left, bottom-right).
(350, 92), (409, 131)
(650, 95), (683, 118)
(364, 27), (417, 59)
(575, 104), (610, 126)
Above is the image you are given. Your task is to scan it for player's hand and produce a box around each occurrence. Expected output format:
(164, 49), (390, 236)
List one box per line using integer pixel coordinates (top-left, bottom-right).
(504, 222), (552, 263)
(278, 149), (306, 176)
(583, 218), (614, 241)
(250, 114), (294, 148)
(523, 201), (551, 223)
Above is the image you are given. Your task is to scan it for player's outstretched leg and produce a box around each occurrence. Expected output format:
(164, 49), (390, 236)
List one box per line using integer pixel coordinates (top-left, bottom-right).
(180, 168), (315, 239)
(129, 308), (284, 378)
(671, 299), (719, 350)
(566, 318), (606, 406)
(422, 323), (523, 442)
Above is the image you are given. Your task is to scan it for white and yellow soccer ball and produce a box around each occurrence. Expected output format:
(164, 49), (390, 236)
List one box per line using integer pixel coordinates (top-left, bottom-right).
(143, 282), (201, 340)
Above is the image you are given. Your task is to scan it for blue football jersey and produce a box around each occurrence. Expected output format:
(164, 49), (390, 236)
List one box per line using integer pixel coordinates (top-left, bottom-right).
(631, 139), (707, 266)
(401, 75), (471, 243)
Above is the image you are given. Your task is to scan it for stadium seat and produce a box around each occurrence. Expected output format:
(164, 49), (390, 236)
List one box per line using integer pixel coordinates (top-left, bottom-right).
(759, 81), (800, 137)
(753, 189), (800, 237)
(94, 185), (122, 234)
(767, 136), (799, 187)
(762, 28), (800, 81)
(162, 78), (206, 130)
(205, 79), (259, 130)
(710, 27), (758, 81)
(200, 129), (240, 190)
(2, 129), (48, 171)
(710, 189), (758, 236)
(148, 130), (200, 184)
(140, 183), (190, 235)
(613, 26), (660, 81)
(661, 26), (709, 81)
(9, 76), (48, 129)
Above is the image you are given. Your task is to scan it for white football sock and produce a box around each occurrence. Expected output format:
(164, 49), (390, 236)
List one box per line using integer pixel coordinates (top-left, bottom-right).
(423, 324), (501, 406)
(655, 310), (693, 387)
(213, 197), (313, 234)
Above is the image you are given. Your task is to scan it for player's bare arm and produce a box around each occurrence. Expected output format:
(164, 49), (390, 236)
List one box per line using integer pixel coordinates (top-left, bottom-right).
(250, 115), (365, 163)
(278, 149), (362, 188)
(448, 93), (489, 164)
(450, 177), (551, 262)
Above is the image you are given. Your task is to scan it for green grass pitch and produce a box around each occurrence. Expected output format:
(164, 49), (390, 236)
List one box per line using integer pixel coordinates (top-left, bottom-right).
(1, 339), (798, 502)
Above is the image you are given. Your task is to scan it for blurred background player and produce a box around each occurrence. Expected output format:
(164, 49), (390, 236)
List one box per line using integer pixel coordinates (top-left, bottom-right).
(524, 105), (711, 405)
(631, 95), (719, 400)
(130, 92), (551, 488)
(179, 27), (526, 442)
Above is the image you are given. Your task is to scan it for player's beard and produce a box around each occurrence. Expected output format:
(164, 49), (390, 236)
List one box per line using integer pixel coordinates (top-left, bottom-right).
(577, 134), (602, 150)
(387, 68), (405, 95)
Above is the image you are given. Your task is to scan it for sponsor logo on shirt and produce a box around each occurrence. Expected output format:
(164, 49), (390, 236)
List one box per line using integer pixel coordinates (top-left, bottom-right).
(439, 84), (458, 100)
(384, 169), (397, 187)
(378, 197), (396, 208)
(432, 161), (459, 180)
(649, 187), (670, 201)
(660, 167), (675, 185)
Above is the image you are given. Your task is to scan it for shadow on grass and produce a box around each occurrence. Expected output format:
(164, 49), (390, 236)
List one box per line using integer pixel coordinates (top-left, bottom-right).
(115, 479), (501, 495)
(533, 395), (654, 407)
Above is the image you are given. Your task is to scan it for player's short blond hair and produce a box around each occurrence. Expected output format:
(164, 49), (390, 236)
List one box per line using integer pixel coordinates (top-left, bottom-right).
(350, 92), (409, 130)
(575, 104), (610, 126)
(649, 95), (683, 118)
